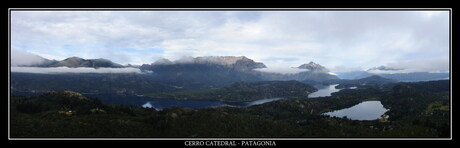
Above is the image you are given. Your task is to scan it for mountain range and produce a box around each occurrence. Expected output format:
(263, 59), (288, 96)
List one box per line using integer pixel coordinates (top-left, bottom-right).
(11, 55), (339, 97)
(21, 56), (124, 68)
(256, 61), (339, 85)
(328, 75), (399, 89)
(336, 66), (449, 82)
(11, 54), (449, 97)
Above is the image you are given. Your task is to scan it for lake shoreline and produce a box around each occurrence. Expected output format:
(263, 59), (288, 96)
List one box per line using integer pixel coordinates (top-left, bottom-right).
(11, 84), (340, 110)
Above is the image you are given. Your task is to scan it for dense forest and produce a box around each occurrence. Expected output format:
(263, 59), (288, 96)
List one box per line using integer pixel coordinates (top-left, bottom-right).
(146, 80), (317, 102)
(10, 80), (449, 137)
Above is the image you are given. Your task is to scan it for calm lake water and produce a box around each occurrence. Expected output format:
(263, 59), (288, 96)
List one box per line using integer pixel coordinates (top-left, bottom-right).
(11, 84), (357, 111)
(308, 84), (341, 98)
(323, 101), (389, 121)
(12, 91), (286, 110)
(141, 97), (286, 110)
(83, 93), (285, 110)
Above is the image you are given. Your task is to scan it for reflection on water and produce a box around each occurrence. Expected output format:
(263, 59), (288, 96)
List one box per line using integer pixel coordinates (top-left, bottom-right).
(12, 91), (287, 111)
(142, 97), (286, 110)
(323, 101), (389, 121)
(244, 97), (285, 106)
(308, 84), (341, 98)
(223, 97), (285, 108)
(139, 98), (227, 110)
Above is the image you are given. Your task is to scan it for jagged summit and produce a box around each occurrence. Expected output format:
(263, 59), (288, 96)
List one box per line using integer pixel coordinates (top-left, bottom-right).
(297, 61), (329, 72)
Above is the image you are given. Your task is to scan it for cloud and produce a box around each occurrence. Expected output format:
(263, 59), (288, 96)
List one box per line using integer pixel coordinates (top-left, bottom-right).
(11, 10), (449, 71)
(11, 67), (143, 74)
(173, 56), (196, 64)
(254, 67), (309, 74)
(368, 57), (449, 74)
(11, 49), (47, 66)
(331, 65), (365, 73)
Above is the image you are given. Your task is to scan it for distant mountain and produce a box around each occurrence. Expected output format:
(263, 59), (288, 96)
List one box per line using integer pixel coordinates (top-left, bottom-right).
(49, 57), (124, 68)
(298, 61), (329, 73)
(145, 56), (266, 72)
(139, 56), (266, 89)
(336, 65), (449, 82)
(152, 58), (173, 65)
(16, 56), (125, 68)
(363, 72), (449, 82)
(328, 75), (399, 89)
(27, 59), (59, 67)
(354, 67), (449, 82)
(358, 75), (399, 83)
(367, 66), (402, 71)
(257, 61), (339, 84)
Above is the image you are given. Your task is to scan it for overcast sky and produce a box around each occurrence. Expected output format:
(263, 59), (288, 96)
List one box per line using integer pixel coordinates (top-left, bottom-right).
(11, 10), (450, 73)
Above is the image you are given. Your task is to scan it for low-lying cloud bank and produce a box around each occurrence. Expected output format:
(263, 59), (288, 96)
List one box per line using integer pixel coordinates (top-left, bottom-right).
(11, 67), (143, 74)
(11, 49), (48, 66)
(368, 57), (449, 74)
(254, 67), (309, 74)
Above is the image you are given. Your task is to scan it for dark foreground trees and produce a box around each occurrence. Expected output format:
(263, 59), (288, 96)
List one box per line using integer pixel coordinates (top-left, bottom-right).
(10, 80), (449, 138)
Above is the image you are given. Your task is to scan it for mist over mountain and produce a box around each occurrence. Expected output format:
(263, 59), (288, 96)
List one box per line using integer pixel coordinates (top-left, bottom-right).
(256, 61), (339, 84)
(13, 53), (125, 69)
(334, 63), (450, 82)
(11, 49), (58, 67)
(11, 55), (339, 93)
(138, 56), (266, 89)
(11, 54), (448, 94)
(144, 56), (266, 72)
(298, 61), (330, 73)
(357, 72), (449, 82)
(367, 66), (402, 71)
(48, 57), (124, 68)
(335, 71), (369, 80)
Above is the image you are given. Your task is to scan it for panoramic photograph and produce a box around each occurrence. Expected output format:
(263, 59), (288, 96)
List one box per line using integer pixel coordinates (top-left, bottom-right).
(9, 9), (450, 139)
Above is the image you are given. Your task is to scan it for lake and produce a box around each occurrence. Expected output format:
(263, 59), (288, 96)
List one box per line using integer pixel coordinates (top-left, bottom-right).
(11, 84), (352, 111)
(322, 101), (389, 121)
(141, 97), (286, 110)
(11, 91), (286, 110)
(84, 93), (286, 110)
(308, 84), (341, 98)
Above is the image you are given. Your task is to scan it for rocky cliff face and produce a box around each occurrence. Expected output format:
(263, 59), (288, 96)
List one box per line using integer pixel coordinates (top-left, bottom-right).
(231, 57), (267, 72)
(298, 61), (329, 73)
